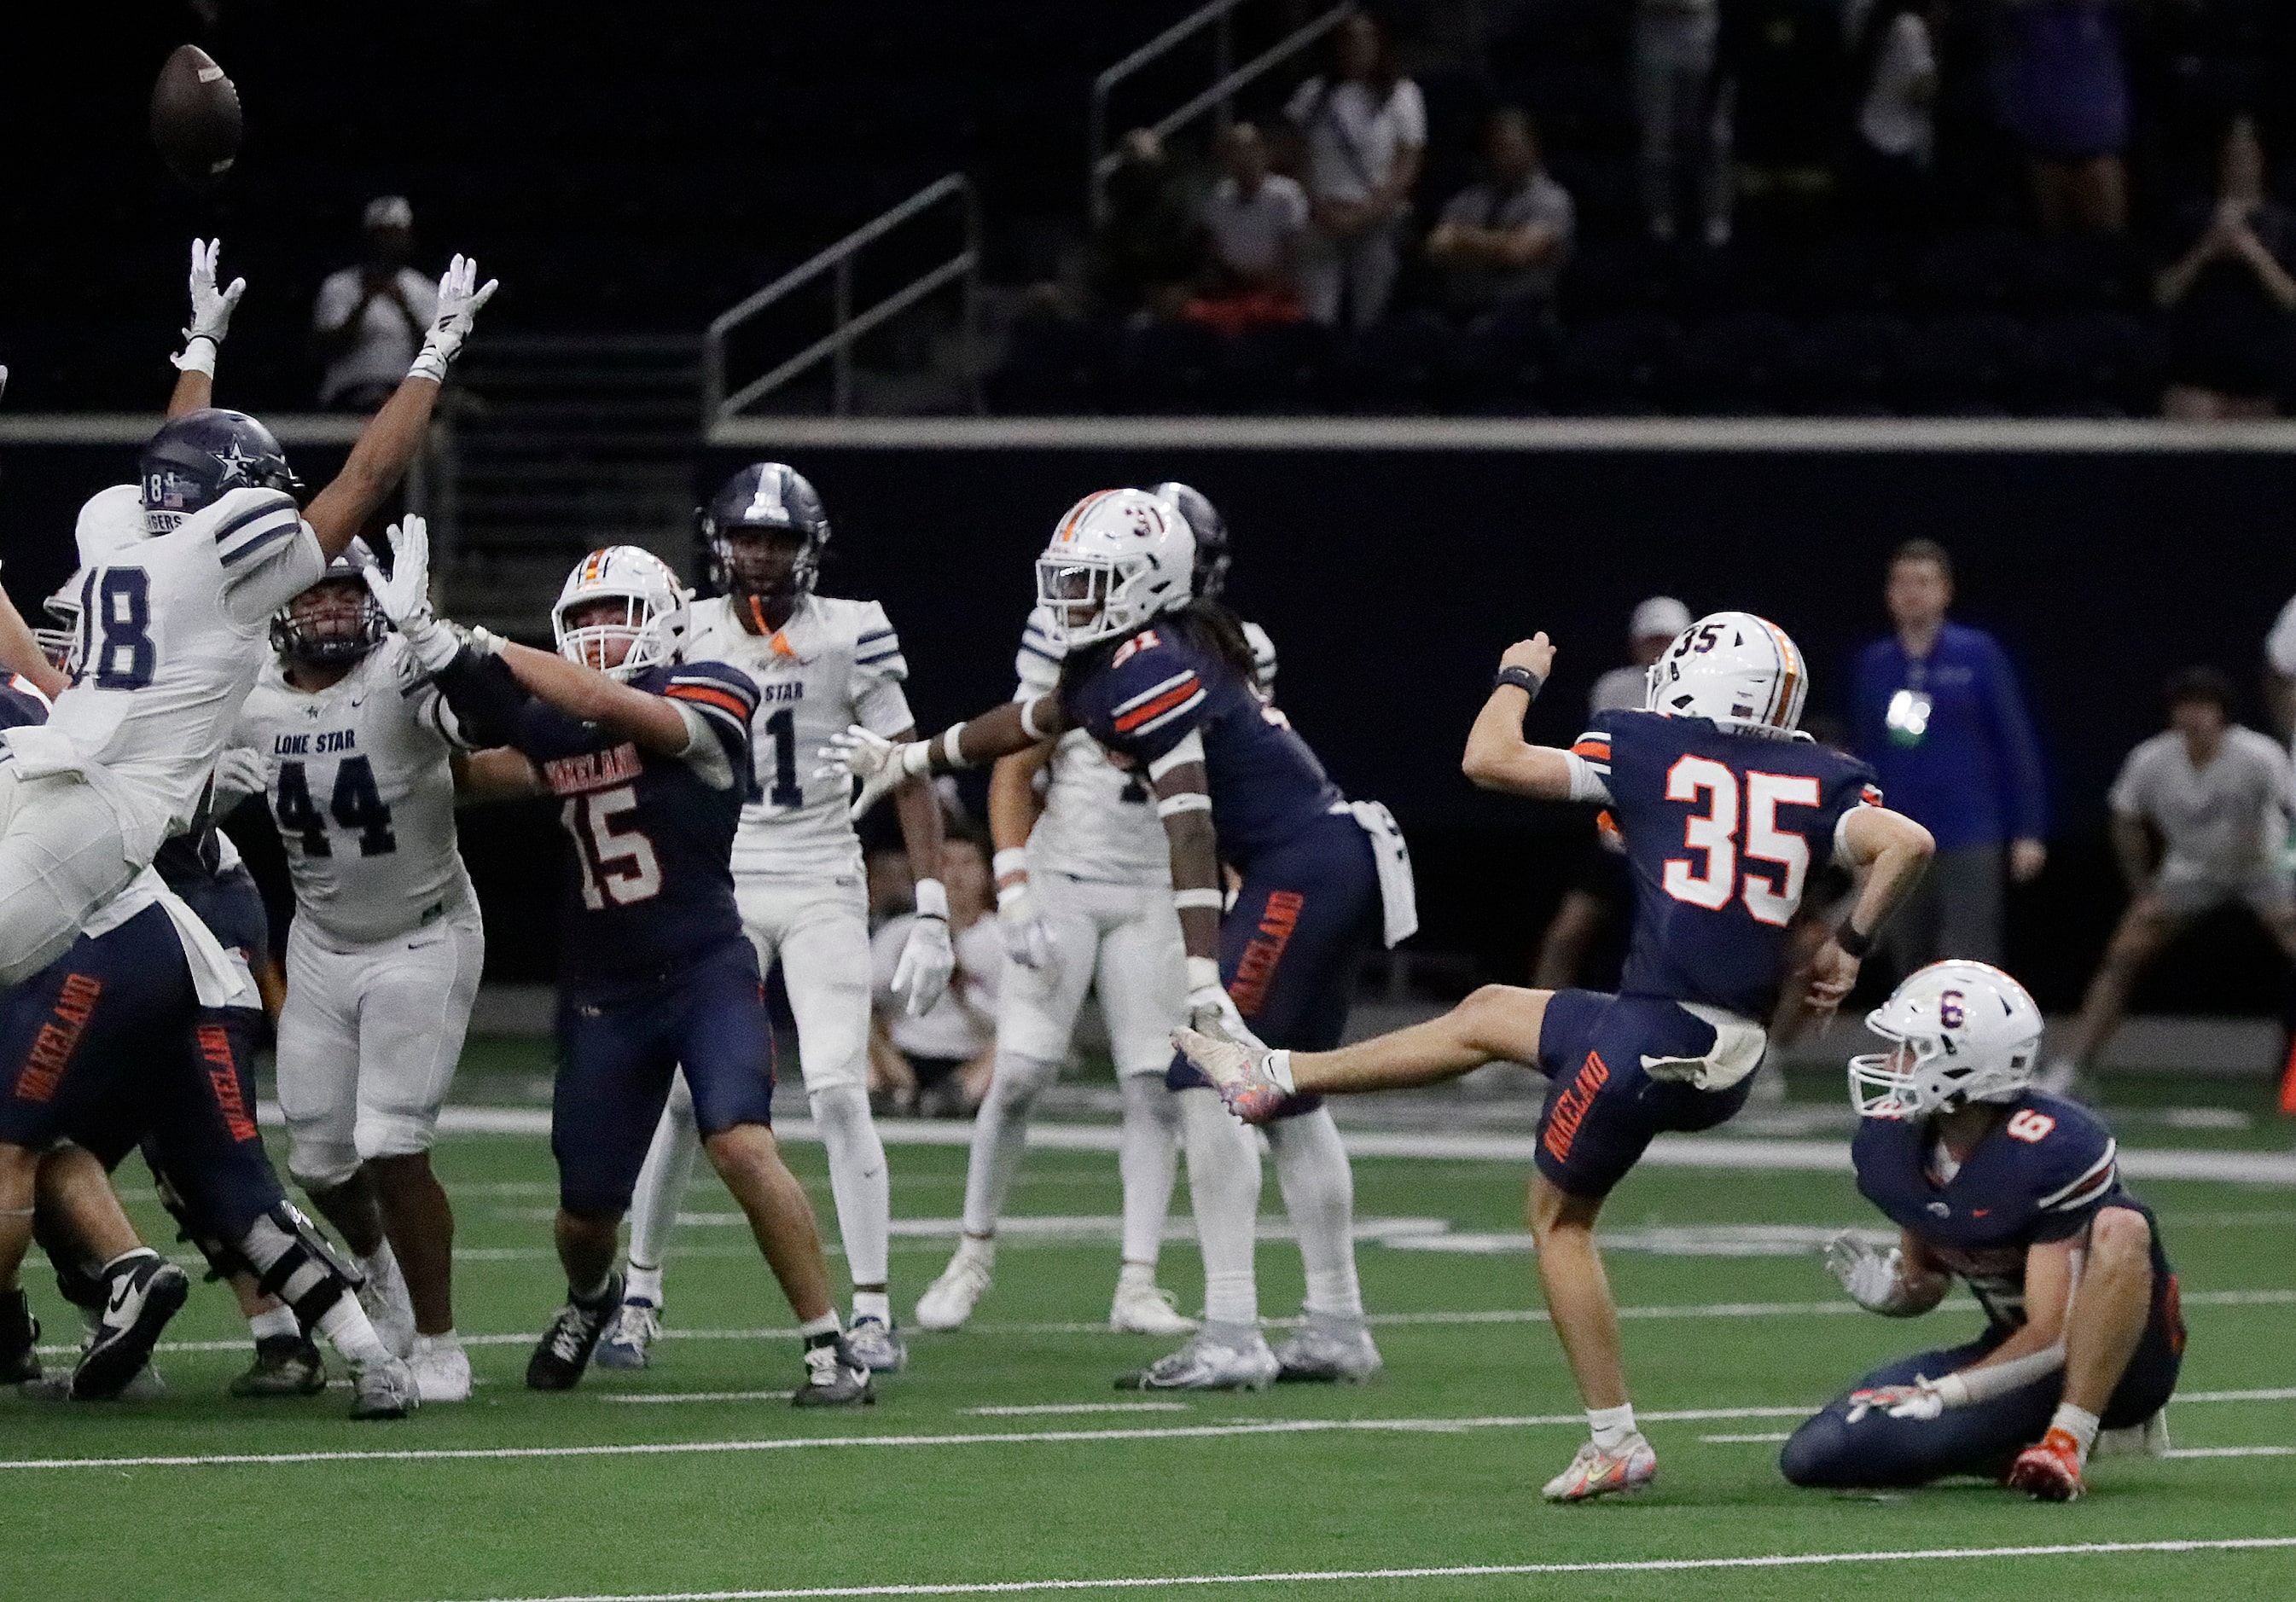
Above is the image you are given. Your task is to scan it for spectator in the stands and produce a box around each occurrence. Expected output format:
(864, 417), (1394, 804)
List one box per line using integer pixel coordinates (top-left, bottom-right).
(1426, 107), (1575, 322)
(312, 195), (438, 411)
(1990, 0), (2130, 234)
(1285, 11), (1425, 329)
(1185, 122), (1309, 338)
(1851, 538), (2049, 972)
(1093, 129), (1200, 323)
(1635, 0), (1732, 247)
(1846, 0), (1940, 229)
(2157, 115), (2296, 421)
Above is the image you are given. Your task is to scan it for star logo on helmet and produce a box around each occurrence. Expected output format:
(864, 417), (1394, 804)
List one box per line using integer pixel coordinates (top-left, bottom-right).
(214, 439), (261, 485)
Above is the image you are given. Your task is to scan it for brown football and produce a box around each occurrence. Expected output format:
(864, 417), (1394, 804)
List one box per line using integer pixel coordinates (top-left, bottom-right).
(149, 44), (243, 192)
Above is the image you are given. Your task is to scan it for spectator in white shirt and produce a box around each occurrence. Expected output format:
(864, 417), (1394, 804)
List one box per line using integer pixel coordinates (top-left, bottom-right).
(1186, 123), (1310, 337)
(1284, 12), (1426, 329)
(312, 196), (439, 410)
(869, 835), (1004, 1118)
(2042, 667), (2296, 1095)
(1427, 107), (1576, 321)
(1847, 0), (1940, 228)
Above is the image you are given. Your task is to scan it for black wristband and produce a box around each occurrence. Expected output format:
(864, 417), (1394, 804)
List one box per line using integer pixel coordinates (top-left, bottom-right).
(1494, 665), (1545, 699)
(1834, 921), (1874, 959)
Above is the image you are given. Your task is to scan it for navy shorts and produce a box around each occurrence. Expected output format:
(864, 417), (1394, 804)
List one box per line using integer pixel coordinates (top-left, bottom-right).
(1532, 990), (1756, 1199)
(0, 908), (284, 1238)
(1781, 1247), (2185, 1488)
(554, 937), (780, 1217)
(1167, 810), (1382, 1114)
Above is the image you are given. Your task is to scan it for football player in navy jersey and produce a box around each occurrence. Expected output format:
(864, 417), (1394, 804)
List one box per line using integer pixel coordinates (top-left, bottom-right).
(1780, 960), (2183, 1500)
(367, 526), (871, 1406)
(1175, 612), (1937, 1500)
(826, 487), (1418, 1389)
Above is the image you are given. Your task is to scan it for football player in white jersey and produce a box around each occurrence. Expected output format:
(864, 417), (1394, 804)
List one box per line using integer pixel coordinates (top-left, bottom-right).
(216, 539), (485, 1401)
(914, 485), (1271, 1339)
(597, 463), (950, 1373)
(0, 243), (493, 988)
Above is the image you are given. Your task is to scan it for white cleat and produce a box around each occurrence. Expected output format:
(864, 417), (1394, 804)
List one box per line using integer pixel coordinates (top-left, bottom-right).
(349, 1355), (420, 1420)
(595, 1298), (662, 1370)
(915, 1251), (993, 1332)
(1543, 1434), (1658, 1502)
(1110, 1276), (1199, 1338)
(1116, 1326), (1280, 1391)
(1272, 1315), (1382, 1383)
(408, 1332), (471, 1402)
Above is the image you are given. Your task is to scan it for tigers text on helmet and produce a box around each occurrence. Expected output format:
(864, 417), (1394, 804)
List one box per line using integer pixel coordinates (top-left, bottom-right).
(553, 546), (690, 682)
(1037, 488), (1195, 647)
(700, 462), (831, 608)
(1147, 480), (1229, 601)
(1645, 611), (1808, 738)
(270, 539), (387, 666)
(139, 408), (303, 535)
(1849, 960), (2043, 1119)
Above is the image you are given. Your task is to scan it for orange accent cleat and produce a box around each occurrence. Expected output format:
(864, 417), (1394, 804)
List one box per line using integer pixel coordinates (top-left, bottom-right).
(2278, 1036), (2296, 1116)
(2006, 1427), (2086, 1501)
(1543, 1435), (1659, 1502)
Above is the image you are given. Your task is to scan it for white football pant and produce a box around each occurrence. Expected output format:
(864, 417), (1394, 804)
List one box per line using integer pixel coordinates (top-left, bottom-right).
(0, 768), (141, 987)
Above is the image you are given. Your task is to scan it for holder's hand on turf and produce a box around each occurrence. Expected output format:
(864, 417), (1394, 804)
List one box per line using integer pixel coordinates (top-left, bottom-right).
(364, 517), (459, 673)
(817, 724), (929, 820)
(409, 254), (498, 383)
(175, 239), (245, 372)
(1845, 1379), (1946, 1424)
(1171, 1026), (1293, 1124)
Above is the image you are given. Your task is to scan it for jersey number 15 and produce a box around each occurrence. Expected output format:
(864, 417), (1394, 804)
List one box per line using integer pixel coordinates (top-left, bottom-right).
(1661, 757), (1820, 927)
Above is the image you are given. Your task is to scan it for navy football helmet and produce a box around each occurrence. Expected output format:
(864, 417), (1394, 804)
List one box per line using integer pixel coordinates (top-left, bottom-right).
(700, 462), (831, 605)
(270, 539), (387, 665)
(1147, 481), (1229, 601)
(140, 408), (303, 535)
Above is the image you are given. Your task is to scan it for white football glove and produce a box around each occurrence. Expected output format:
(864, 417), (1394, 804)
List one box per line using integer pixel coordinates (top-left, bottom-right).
(816, 724), (929, 820)
(174, 239), (245, 374)
(408, 253), (498, 384)
(1825, 1231), (1912, 1314)
(891, 879), (956, 1017)
(211, 746), (270, 805)
(1184, 955), (1264, 1049)
(1844, 1379), (1947, 1424)
(996, 878), (1054, 970)
(361, 517), (461, 674)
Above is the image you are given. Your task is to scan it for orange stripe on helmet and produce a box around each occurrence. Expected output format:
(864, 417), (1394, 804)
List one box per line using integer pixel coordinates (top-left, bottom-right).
(1055, 490), (1115, 545)
(1759, 616), (1802, 728)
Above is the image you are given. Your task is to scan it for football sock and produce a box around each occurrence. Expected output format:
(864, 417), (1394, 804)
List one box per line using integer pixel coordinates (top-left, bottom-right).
(357, 1241), (414, 1323)
(810, 1084), (892, 1295)
(571, 1273), (613, 1304)
(798, 1311), (841, 1346)
(962, 1052), (1060, 1239)
(316, 1298), (395, 1368)
(1272, 1106), (1363, 1320)
(953, 1232), (996, 1269)
(852, 1290), (892, 1326)
(247, 1305), (299, 1342)
(1118, 1075), (1182, 1268)
(2049, 1402), (2102, 1466)
(1589, 1403), (1639, 1454)
(1180, 1089), (1261, 1326)
(625, 1262), (665, 1307)
(625, 1086), (700, 1296)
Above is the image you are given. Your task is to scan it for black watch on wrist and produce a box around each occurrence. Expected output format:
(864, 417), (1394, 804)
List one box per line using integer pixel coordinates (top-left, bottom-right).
(1493, 665), (1544, 699)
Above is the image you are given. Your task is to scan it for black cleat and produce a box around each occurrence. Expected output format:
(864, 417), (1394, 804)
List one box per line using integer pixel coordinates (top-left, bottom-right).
(2, 1290), (42, 1386)
(792, 1336), (875, 1408)
(526, 1270), (624, 1391)
(230, 1333), (328, 1397)
(73, 1251), (190, 1401)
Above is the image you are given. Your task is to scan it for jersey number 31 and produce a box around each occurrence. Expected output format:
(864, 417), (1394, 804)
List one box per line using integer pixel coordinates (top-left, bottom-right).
(1661, 757), (1819, 926)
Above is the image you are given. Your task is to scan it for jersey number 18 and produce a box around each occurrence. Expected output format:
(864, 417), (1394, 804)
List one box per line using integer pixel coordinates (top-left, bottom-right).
(1661, 757), (1820, 927)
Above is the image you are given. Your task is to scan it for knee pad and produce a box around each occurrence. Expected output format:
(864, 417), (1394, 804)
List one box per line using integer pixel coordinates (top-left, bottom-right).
(1777, 1419), (1850, 1489)
(353, 1107), (439, 1164)
(807, 1083), (872, 1133)
(288, 1140), (361, 1194)
(237, 1202), (363, 1328)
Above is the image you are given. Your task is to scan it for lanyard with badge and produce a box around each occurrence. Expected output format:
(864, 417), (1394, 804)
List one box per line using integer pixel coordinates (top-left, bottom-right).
(1885, 656), (1933, 749)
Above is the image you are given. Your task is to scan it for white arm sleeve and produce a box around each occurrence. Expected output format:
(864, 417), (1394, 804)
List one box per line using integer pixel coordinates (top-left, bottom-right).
(1936, 1340), (2066, 1408)
(1562, 751), (1613, 804)
(669, 700), (736, 792)
(852, 602), (915, 736)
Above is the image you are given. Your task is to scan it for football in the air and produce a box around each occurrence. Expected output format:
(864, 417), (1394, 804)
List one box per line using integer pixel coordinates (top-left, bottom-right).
(149, 44), (243, 191)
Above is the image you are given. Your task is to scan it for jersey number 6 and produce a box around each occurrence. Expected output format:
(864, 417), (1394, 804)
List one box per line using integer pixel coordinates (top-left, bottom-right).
(562, 785), (664, 908)
(1661, 757), (1821, 927)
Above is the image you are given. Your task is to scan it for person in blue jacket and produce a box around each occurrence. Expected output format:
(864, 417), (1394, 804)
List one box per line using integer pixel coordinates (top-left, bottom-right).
(1851, 540), (2048, 972)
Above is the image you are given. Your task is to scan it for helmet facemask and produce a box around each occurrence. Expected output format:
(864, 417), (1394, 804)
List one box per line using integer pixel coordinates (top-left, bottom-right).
(1037, 551), (1160, 646)
(270, 576), (387, 667)
(712, 526), (817, 618)
(35, 583), (79, 676)
(1847, 1010), (2038, 1121)
(555, 593), (680, 682)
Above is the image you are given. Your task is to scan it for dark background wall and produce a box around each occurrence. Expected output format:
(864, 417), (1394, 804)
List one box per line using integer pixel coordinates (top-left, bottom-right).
(4, 437), (2290, 1013)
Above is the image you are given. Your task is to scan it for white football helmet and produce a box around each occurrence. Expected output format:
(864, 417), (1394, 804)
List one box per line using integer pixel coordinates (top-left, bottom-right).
(552, 545), (689, 682)
(1035, 487), (1195, 647)
(1850, 960), (2044, 1119)
(1645, 610), (1809, 738)
(42, 487), (148, 675)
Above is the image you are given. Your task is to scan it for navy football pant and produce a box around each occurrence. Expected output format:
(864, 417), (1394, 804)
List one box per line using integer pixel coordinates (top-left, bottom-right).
(1532, 990), (1754, 1198)
(554, 938), (780, 1217)
(1168, 810), (1382, 1114)
(1781, 1290), (2186, 1488)
(0, 907), (285, 1239)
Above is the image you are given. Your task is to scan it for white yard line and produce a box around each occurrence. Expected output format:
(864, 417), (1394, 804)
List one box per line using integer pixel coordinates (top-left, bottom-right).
(604, 1391), (796, 1405)
(964, 1403), (1193, 1417)
(1701, 1432), (1793, 1443)
(436, 1538), (2296, 1601)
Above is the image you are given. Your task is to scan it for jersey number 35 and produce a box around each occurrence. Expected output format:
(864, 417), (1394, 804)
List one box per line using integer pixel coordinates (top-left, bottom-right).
(1661, 757), (1820, 927)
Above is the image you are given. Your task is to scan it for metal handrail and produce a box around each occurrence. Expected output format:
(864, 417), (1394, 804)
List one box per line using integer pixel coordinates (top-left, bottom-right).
(702, 173), (981, 421)
(1089, 0), (1352, 224)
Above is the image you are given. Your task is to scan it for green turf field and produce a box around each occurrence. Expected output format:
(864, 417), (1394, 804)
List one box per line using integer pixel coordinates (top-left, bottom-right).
(10, 1083), (2295, 1602)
